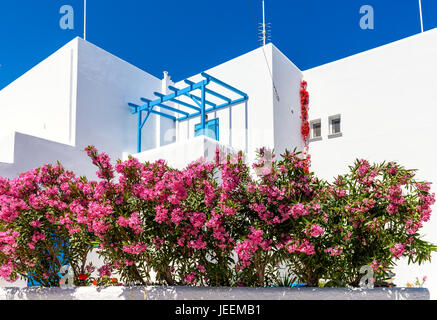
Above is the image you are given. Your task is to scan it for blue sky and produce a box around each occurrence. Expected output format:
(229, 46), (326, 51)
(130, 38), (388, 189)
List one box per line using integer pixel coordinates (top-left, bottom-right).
(0, 0), (436, 90)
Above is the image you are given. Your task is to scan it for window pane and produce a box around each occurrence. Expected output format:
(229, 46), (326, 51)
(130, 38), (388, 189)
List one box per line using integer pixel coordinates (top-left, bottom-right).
(313, 123), (321, 138)
(332, 118), (340, 134)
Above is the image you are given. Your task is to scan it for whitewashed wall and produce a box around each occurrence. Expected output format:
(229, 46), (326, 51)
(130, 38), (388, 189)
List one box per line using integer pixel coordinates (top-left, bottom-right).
(272, 45), (304, 156)
(304, 28), (437, 299)
(75, 38), (162, 159)
(0, 39), (78, 158)
(134, 135), (235, 170)
(0, 37), (162, 179)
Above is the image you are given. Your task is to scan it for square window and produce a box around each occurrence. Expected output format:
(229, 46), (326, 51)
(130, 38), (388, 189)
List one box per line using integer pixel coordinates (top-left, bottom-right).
(332, 118), (340, 134)
(328, 115), (342, 138)
(310, 119), (322, 141)
(312, 122), (321, 137)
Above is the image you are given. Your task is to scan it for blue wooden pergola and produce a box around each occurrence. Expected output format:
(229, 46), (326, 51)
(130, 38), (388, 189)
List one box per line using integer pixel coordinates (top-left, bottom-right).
(128, 72), (249, 153)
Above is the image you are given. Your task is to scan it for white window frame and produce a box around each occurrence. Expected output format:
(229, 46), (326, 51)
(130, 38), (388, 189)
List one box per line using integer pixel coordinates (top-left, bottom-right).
(309, 119), (322, 142)
(328, 114), (342, 138)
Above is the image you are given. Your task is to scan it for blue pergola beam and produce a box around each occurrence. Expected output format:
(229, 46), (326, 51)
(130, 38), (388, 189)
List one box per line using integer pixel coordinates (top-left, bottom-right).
(130, 104), (153, 153)
(153, 92), (165, 98)
(201, 72), (248, 98)
(147, 109), (176, 121)
(176, 96), (248, 121)
(128, 103), (177, 121)
(186, 93), (216, 108)
(135, 80), (215, 112)
(168, 86), (201, 111)
(185, 79), (232, 103)
(141, 96), (190, 116)
(132, 79), (209, 111)
(135, 101), (180, 118)
(137, 106), (142, 154)
(141, 110), (152, 129)
(129, 73), (249, 153)
(201, 84), (206, 129)
(128, 102), (140, 113)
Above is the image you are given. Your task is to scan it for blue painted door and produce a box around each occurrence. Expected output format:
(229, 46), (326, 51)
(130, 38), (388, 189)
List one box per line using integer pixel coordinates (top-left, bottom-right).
(195, 118), (219, 141)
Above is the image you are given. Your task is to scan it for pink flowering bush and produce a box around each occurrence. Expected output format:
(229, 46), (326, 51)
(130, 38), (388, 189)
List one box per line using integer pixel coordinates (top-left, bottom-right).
(234, 148), (327, 286)
(83, 146), (251, 286)
(318, 160), (437, 286)
(0, 164), (95, 286)
(0, 147), (435, 288)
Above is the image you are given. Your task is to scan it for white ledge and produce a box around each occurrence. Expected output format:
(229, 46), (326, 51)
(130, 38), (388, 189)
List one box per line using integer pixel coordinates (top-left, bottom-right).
(0, 286), (429, 300)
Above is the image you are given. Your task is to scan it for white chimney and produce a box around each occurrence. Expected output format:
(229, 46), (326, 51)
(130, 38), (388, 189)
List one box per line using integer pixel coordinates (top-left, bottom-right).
(156, 71), (176, 148)
(162, 71), (172, 94)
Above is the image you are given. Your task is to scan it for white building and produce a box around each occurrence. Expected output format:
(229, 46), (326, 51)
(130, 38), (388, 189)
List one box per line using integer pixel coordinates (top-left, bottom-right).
(1, 30), (436, 297)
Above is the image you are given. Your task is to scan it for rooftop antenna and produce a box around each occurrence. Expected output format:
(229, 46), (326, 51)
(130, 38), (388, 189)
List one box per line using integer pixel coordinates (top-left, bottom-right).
(258, 0), (271, 46)
(255, 0), (279, 101)
(418, 0), (424, 33)
(262, 0), (266, 45)
(84, 0), (87, 40)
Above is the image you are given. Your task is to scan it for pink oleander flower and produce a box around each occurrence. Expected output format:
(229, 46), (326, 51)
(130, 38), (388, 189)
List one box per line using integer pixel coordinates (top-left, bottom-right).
(155, 205), (169, 224)
(127, 212), (144, 234)
(308, 224), (324, 237)
(388, 166), (398, 176)
(357, 160), (370, 177)
(197, 265), (206, 273)
(31, 232), (46, 242)
(184, 272), (197, 284)
(324, 246), (343, 257)
(248, 226), (263, 244)
(290, 203), (308, 219)
(189, 212), (206, 229)
(85, 147), (114, 180)
(187, 236), (207, 250)
(30, 220), (42, 228)
(370, 260), (381, 271)
(0, 262), (15, 282)
(390, 243), (406, 258)
(286, 239), (315, 255)
(122, 242), (148, 255)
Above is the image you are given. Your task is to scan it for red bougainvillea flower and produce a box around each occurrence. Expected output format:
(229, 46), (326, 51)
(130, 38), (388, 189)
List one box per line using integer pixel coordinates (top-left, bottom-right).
(300, 80), (310, 142)
(92, 280), (97, 286)
(77, 273), (88, 280)
(111, 278), (117, 283)
(299, 80), (311, 175)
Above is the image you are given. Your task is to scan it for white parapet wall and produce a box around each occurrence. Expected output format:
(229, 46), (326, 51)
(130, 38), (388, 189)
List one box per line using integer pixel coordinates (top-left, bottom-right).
(0, 286), (429, 300)
(133, 135), (236, 169)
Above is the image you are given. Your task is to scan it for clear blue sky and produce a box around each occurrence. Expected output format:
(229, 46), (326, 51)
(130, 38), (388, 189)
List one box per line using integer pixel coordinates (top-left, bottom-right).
(0, 0), (436, 90)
